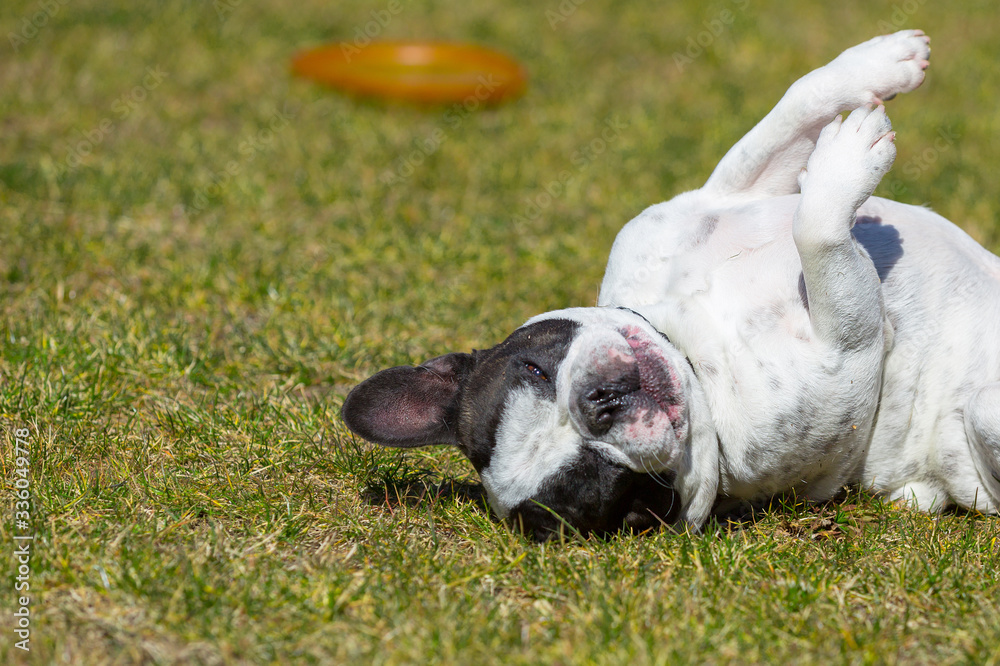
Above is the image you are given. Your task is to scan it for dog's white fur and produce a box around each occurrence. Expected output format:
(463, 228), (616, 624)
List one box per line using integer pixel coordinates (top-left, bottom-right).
(521, 30), (1000, 527)
(344, 31), (1000, 535)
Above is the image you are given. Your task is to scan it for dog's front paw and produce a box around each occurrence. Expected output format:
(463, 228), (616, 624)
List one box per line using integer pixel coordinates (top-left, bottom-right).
(834, 29), (931, 104)
(801, 105), (896, 212)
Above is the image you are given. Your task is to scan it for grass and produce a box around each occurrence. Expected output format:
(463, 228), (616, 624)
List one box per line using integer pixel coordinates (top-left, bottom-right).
(2, 0), (1000, 663)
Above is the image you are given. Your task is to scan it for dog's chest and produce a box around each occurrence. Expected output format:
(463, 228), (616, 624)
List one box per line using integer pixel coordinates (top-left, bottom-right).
(610, 200), (878, 493)
(602, 194), (806, 314)
(666, 208), (812, 343)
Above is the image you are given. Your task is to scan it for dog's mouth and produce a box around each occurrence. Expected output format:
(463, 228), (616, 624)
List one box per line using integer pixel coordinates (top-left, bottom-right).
(622, 325), (686, 423)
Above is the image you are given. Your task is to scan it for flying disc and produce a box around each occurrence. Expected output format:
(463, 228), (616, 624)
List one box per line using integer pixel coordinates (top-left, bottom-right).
(291, 41), (527, 105)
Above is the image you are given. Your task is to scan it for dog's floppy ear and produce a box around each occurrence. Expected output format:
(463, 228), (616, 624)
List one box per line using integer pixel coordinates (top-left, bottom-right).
(341, 353), (476, 448)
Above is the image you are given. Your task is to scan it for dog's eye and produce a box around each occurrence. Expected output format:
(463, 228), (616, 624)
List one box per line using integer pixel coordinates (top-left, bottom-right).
(523, 361), (549, 382)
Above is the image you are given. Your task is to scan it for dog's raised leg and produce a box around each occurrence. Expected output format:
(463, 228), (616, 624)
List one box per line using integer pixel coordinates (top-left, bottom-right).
(964, 384), (1000, 512)
(787, 105), (897, 498)
(794, 105), (894, 354)
(704, 30), (929, 200)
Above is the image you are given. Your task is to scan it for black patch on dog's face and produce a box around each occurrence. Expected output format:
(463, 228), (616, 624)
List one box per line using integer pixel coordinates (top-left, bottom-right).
(508, 446), (680, 541)
(457, 318), (580, 472)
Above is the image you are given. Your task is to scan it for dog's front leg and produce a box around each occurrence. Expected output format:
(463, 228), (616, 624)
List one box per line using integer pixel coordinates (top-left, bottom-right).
(704, 30), (929, 200)
(783, 105), (899, 499)
(793, 105), (894, 353)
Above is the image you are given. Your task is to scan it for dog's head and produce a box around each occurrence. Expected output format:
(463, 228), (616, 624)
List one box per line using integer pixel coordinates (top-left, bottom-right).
(341, 307), (718, 540)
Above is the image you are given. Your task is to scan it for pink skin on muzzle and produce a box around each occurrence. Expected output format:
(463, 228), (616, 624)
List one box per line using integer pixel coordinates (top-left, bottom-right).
(620, 326), (688, 444)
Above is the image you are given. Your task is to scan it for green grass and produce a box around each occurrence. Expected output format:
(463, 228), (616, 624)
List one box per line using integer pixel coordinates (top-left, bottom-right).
(2, 0), (1000, 663)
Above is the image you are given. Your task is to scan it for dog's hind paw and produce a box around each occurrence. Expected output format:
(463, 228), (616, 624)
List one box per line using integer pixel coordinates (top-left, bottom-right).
(888, 481), (949, 513)
(835, 29), (930, 104)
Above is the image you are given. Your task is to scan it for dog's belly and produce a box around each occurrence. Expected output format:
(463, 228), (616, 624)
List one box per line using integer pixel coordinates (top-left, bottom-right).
(605, 195), (874, 495)
(601, 192), (1000, 498)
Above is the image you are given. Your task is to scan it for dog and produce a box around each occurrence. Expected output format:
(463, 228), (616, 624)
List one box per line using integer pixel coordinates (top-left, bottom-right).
(341, 30), (1000, 540)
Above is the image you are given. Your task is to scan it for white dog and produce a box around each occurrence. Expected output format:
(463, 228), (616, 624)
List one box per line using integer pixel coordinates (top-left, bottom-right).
(342, 31), (1000, 539)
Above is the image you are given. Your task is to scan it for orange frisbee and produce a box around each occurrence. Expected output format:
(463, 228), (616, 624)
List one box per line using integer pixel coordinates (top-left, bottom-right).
(291, 41), (527, 105)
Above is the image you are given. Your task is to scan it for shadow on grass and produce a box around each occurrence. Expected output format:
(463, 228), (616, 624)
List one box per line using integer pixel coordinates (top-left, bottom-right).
(359, 476), (993, 543)
(361, 476), (489, 512)
(712, 487), (994, 544)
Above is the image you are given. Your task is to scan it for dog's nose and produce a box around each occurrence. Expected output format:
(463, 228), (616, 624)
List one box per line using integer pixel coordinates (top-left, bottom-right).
(580, 387), (624, 436)
(578, 378), (637, 436)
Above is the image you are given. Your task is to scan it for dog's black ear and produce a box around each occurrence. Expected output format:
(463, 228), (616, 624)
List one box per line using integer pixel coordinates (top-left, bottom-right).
(340, 353), (476, 448)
